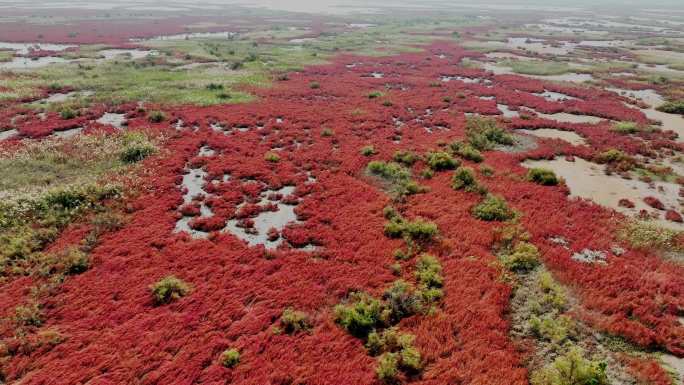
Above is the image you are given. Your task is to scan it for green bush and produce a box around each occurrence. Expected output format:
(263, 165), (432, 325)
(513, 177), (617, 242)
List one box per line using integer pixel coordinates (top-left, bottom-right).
(611, 121), (639, 135)
(220, 348), (240, 368)
(366, 327), (415, 356)
(502, 241), (540, 272)
(361, 145), (376, 156)
(466, 117), (514, 150)
(527, 168), (559, 186)
(450, 142), (483, 162)
(264, 152), (280, 163)
(383, 280), (422, 323)
(425, 151), (458, 171)
(415, 254), (443, 288)
(280, 307), (311, 333)
(119, 132), (156, 163)
(530, 346), (608, 385)
(148, 110), (166, 123)
(399, 346), (422, 372)
(472, 195), (514, 221)
(368, 91), (383, 99)
(384, 216), (438, 242)
(452, 167), (479, 192)
(14, 303), (43, 327)
(656, 100), (684, 114)
(393, 150), (419, 166)
(367, 161), (426, 197)
(321, 128), (334, 137)
(376, 352), (399, 382)
(479, 164), (494, 177)
(529, 314), (575, 343)
(334, 292), (384, 337)
(59, 108), (77, 120)
(62, 247), (90, 275)
(309, 81), (320, 89)
(150, 275), (191, 305)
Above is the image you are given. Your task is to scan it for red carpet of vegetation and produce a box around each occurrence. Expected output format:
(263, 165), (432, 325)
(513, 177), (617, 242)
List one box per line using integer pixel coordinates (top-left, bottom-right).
(1, 42), (683, 384)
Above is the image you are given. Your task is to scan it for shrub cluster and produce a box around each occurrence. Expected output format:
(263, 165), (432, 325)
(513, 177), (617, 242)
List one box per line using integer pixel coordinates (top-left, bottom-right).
(150, 275), (191, 305)
(119, 132), (157, 163)
(656, 100), (684, 115)
(472, 195), (514, 221)
(367, 161), (427, 197)
(449, 141), (483, 162)
(219, 348), (240, 368)
(531, 347), (608, 385)
(526, 168), (559, 186)
(501, 241), (540, 272)
(466, 117), (514, 150)
(425, 151), (458, 171)
(280, 307), (312, 334)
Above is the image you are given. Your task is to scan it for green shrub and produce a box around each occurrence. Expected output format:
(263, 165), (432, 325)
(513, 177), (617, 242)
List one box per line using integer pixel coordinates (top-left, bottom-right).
(611, 121), (639, 135)
(334, 292), (384, 337)
(220, 348), (240, 368)
(376, 352), (399, 382)
(527, 168), (559, 186)
(479, 164), (494, 177)
(656, 100), (684, 115)
(415, 254), (443, 288)
(309, 81), (320, 89)
(384, 217), (438, 242)
(399, 346), (422, 372)
(425, 151), (458, 171)
(321, 128), (334, 137)
(368, 91), (383, 99)
(393, 150), (419, 166)
(280, 307), (311, 333)
(150, 275), (191, 305)
(14, 303), (43, 326)
(452, 167), (480, 192)
(530, 346), (608, 385)
(529, 314), (575, 343)
(59, 108), (77, 120)
(450, 142), (483, 162)
(148, 110), (166, 123)
(502, 241), (540, 272)
(62, 247), (89, 274)
(367, 161), (426, 197)
(466, 117), (513, 150)
(264, 152), (280, 163)
(472, 195), (514, 221)
(361, 145), (376, 156)
(366, 327), (415, 356)
(383, 280), (422, 323)
(119, 132), (156, 163)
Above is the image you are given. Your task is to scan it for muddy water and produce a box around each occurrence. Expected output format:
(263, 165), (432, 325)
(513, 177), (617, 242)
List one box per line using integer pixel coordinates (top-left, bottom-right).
(52, 127), (83, 139)
(0, 56), (69, 70)
(534, 90), (578, 102)
(98, 49), (156, 60)
(481, 62), (594, 83)
(506, 37), (576, 55)
(517, 128), (587, 145)
(0, 42), (76, 55)
(523, 157), (684, 230)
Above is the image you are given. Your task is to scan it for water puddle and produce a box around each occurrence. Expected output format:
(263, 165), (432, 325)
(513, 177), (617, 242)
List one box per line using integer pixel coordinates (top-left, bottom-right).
(534, 90), (578, 102)
(536, 112), (604, 124)
(523, 157), (684, 229)
(517, 128), (586, 146)
(0, 42), (76, 55)
(223, 186), (300, 249)
(96, 113), (126, 129)
(51, 127), (84, 139)
(0, 128), (18, 140)
(0, 56), (68, 70)
(131, 31), (238, 42)
(498, 104), (520, 118)
(98, 49), (156, 60)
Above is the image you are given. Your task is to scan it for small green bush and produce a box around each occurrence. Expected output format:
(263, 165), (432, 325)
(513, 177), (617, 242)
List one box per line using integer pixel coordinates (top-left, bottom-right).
(452, 167), (478, 191)
(220, 348), (240, 368)
(450, 142), (483, 162)
(472, 195), (514, 221)
(309, 81), (320, 89)
(656, 100), (684, 115)
(150, 275), (191, 305)
(466, 117), (514, 150)
(425, 151), (458, 171)
(368, 91), (383, 99)
(393, 150), (419, 166)
(399, 346), (422, 372)
(529, 314), (575, 343)
(321, 128), (334, 137)
(611, 121), (639, 135)
(361, 145), (376, 156)
(59, 108), (77, 120)
(530, 346), (608, 385)
(119, 132), (156, 163)
(366, 327), (415, 356)
(384, 217), (438, 242)
(502, 241), (540, 272)
(148, 110), (166, 123)
(334, 292), (384, 337)
(479, 164), (494, 177)
(14, 303), (43, 327)
(527, 168), (559, 186)
(264, 152), (280, 163)
(415, 254), (443, 288)
(383, 280), (422, 323)
(376, 352), (399, 382)
(280, 307), (311, 333)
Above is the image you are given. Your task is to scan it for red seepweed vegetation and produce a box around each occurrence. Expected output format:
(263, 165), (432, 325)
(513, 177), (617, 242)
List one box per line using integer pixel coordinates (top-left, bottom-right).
(1, 41), (682, 384)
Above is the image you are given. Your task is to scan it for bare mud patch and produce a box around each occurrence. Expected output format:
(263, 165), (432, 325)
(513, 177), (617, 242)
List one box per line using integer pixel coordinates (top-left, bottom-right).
(517, 128), (587, 146)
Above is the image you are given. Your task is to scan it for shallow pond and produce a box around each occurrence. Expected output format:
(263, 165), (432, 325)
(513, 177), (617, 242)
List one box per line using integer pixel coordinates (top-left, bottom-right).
(523, 157), (684, 230)
(96, 113), (126, 129)
(517, 128), (587, 146)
